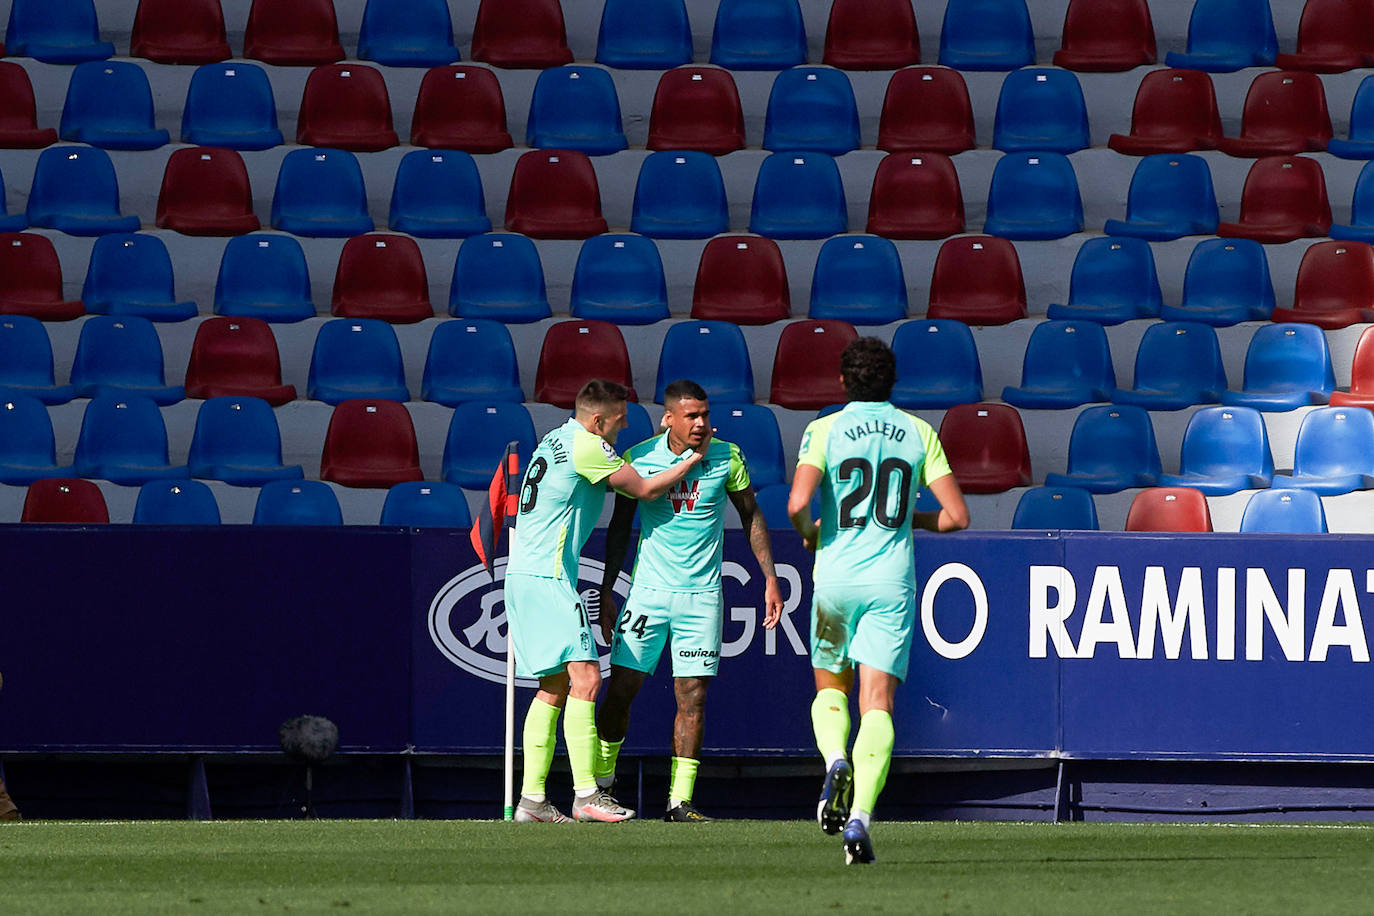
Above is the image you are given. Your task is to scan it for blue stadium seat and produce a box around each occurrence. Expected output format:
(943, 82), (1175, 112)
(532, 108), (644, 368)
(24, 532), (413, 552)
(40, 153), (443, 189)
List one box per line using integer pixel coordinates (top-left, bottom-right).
(72, 395), (190, 485)
(69, 316), (184, 405)
(809, 235), (908, 325)
(214, 233), (316, 323)
(132, 479), (222, 524)
(1043, 405), (1162, 493)
(1047, 237), (1163, 324)
(712, 404), (786, 488)
(1157, 405), (1274, 495)
(889, 319), (983, 409)
(422, 318), (523, 406)
(569, 234), (670, 325)
(992, 68), (1090, 153)
(655, 320), (754, 404)
(1002, 320), (1116, 409)
(27, 146), (140, 236)
(1011, 486), (1099, 530)
(983, 152), (1084, 241)
(598, 0), (692, 69)
(937, 0), (1036, 70)
(749, 152), (847, 239)
(59, 61), (169, 150)
(1159, 238), (1275, 326)
(443, 402), (537, 488)
(0, 394), (74, 485)
(525, 66), (628, 155)
(1270, 406), (1374, 494)
(448, 232), (552, 322)
(307, 318), (410, 405)
(6, 0), (114, 63)
(82, 233), (197, 322)
(0, 316), (74, 404)
(756, 480), (817, 528)
(710, 0), (807, 69)
(380, 480), (473, 527)
(181, 63), (284, 150)
(763, 66), (861, 155)
(253, 480), (343, 525)
(187, 395), (304, 485)
(1238, 488), (1328, 533)
(615, 402), (657, 451)
(1111, 321), (1227, 410)
(1328, 74), (1374, 159)
(630, 151), (729, 240)
(357, 0), (460, 67)
(1221, 323), (1335, 411)
(1104, 153), (1219, 241)
(1164, 0), (1278, 72)
(1330, 159), (1374, 242)
(270, 148), (374, 238)
(388, 149), (491, 239)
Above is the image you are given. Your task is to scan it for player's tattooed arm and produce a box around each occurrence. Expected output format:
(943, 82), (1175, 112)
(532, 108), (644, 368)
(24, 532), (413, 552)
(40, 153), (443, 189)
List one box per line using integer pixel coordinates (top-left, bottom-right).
(599, 493), (638, 644)
(912, 472), (970, 533)
(729, 487), (783, 629)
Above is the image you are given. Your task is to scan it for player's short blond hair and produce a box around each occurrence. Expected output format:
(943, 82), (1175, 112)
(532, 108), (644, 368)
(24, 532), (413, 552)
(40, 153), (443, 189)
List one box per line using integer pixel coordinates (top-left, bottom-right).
(574, 378), (630, 415)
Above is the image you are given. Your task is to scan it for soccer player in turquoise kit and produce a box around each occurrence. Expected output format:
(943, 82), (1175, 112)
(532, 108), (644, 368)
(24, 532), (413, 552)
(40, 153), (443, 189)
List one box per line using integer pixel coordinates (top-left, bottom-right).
(788, 338), (969, 864)
(595, 380), (785, 821)
(508, 379), (712, 824)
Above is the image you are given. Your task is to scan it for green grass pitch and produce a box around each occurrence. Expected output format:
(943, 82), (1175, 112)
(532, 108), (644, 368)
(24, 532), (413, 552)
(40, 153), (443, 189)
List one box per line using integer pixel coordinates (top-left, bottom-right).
(3, 820), (1373, 915)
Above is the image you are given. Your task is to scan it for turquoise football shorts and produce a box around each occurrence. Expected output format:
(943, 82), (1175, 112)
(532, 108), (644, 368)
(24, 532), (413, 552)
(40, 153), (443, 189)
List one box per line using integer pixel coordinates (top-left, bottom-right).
(810, 580), (917, 682)
(504, 572), (598, 679)
(609, 584), (723, 678)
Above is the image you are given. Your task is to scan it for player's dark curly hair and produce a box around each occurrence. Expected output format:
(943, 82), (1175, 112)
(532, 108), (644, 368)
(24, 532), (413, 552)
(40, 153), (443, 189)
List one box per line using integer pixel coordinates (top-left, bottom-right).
(575, 378), (631, 413)
(840, 337), (897, 402)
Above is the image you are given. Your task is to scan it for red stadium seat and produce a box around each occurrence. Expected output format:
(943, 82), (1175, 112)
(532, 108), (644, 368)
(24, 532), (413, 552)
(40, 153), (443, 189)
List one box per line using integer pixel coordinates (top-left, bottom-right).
(533, 320), (637, 408)
(331, 234), (434, 324)
(505, 150), (608, 240)
(470, 0), (573, 69)
(822, 0), (920, 70)
(646, 67), (747, 155)
(769, 320), (857, 409)
(1052, 0), (1156, 71)
(0, 233), (84, 321)
(691, 235), (791, 325)
(184, 316), (297, 405)
(21, 477), (108, 523)
(1275, 0), (1374, 72)
(1216, 156), (1332, 244)
(877, 66), (975, 154)
(1124, 486), (1213, 532)
(1215, 71), (1332, 157)
(130, 0), (230, 64)
(243, 0), (344, 66)
(1329, 325), (1374, 407)
(155, 146), (260, 236)
(927, 236), (1027, 326)
(0, 62), (57, 148)
(320, 399), (424, 488)
(866, 152), (964, 240)
(296, 64), (398, 152)
(410, 66), (513, 152)
(1108, 68), (1223, 155)
(1270, 241), (1374, 330)
(938, 403), (1032, 494)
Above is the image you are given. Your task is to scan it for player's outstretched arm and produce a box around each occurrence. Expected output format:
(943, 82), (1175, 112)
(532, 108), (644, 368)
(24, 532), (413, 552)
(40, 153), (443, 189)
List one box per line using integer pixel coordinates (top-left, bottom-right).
(729, 487), (783, 629)
(913, 473), (970, 533)
(599, 494), (637, 644)
(787, 464), (823, 551)
(607, 427), (714, 501)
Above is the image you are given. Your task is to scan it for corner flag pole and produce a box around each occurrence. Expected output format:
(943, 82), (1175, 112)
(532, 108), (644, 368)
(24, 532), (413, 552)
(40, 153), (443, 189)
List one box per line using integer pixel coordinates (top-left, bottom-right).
(469, 441), (521, 822)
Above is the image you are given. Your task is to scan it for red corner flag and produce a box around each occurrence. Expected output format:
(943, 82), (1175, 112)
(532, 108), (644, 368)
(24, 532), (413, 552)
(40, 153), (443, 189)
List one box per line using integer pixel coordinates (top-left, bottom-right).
(471, 441), (521, 574)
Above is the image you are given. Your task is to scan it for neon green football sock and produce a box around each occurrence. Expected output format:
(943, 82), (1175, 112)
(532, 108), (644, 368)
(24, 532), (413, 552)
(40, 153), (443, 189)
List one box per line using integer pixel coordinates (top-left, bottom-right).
(520, 697), (561, 799)
(668, 756), (699, 807)
(851, 709), (894, 818)
(595, 737), (623, 786)
(564, 697), (600, 796)
(810, 688), (851, 767)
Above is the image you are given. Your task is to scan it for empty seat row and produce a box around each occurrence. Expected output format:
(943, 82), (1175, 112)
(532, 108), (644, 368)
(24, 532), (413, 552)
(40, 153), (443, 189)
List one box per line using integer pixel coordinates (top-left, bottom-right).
(1011, 485), (1330, 534)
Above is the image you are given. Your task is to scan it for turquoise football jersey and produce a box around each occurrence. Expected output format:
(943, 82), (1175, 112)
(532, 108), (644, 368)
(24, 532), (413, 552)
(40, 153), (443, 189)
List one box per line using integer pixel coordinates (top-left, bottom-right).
(507, 418), (625, 580)
(796, 401), (951, 586)
(622, 434), (750, 593)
